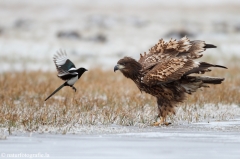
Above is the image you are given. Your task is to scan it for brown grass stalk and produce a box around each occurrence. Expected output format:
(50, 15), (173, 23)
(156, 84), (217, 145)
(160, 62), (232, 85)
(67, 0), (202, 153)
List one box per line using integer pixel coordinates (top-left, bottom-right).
(0, 65), (239, 133)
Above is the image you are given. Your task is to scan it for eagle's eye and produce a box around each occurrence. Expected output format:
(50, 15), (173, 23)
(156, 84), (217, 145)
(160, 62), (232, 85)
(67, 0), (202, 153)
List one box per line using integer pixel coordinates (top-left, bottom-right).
(119, 62), (126, 66)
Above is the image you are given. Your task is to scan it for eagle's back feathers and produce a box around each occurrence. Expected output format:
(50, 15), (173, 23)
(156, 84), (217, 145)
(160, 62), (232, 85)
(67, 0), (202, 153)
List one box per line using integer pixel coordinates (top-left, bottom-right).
(143, 58), (195, 85)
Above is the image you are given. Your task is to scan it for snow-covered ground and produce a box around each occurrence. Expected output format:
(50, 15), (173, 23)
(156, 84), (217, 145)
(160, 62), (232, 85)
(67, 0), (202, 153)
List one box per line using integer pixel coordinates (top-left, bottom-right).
(1, 119), (240, 159)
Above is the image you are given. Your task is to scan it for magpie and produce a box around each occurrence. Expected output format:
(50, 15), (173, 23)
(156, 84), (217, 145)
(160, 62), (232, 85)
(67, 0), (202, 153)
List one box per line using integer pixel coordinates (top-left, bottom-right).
(45, 50), (87, 101)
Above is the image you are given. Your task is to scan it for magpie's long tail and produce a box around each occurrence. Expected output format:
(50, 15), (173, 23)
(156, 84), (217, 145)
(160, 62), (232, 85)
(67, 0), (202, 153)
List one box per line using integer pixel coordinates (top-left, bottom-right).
(45, 82), (67, 101)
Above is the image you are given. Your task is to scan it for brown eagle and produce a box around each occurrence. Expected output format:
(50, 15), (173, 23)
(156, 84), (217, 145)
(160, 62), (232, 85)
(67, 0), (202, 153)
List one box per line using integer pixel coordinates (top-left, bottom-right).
(114, 37), (227, 125)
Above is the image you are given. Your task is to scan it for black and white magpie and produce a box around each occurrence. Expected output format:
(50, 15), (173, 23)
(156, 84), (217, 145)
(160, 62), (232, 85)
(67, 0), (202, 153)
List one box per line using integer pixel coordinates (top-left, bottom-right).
(45, 50), (87, 101)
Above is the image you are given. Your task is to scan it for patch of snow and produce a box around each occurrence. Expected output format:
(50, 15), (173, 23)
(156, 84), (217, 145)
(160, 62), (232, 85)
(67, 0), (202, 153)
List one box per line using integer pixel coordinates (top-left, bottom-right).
(0, 0), (239, 72)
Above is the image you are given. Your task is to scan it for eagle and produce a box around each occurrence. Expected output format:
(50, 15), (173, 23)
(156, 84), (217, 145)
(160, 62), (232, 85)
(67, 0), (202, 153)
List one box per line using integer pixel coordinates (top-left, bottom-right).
(114, 37), (227, 125)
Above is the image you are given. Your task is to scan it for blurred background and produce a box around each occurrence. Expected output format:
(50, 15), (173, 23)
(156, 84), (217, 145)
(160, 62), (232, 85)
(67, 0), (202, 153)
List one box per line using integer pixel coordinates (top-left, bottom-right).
(0, 0), (240, 72)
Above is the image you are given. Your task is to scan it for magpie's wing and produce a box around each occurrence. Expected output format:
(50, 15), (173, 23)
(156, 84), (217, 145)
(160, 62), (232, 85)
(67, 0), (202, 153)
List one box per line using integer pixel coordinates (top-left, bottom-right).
(53, 50), (78, 80)
(58, 72), (78, 81)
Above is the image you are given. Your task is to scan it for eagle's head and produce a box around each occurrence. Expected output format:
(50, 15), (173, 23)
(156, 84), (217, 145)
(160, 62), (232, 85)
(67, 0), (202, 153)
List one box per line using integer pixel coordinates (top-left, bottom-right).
(114, 57), (142, 79)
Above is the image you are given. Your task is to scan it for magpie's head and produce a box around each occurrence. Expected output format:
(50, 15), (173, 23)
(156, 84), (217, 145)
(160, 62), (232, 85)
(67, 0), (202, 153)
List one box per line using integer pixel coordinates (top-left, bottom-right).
(76, 67), (87, 78)
(78, 67), (88, 73)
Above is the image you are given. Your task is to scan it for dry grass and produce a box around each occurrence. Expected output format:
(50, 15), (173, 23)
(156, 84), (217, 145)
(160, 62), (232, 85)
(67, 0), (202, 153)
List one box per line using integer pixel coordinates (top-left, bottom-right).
(0, 64), (240, 134)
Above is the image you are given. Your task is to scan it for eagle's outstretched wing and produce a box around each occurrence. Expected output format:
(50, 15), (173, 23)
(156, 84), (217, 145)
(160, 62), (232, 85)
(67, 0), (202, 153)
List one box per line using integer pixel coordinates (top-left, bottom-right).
(142, 58), (195, 85)
(53, 50), (78, 80)
(139, 37), (214, 70)
(138, 37), (224, 86)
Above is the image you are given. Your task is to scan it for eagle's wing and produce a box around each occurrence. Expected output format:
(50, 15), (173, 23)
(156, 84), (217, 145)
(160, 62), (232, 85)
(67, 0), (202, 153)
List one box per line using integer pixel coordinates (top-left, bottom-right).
(142, 58), (195, 85)
(139, 37), (213, 72)
(138, 37), (218, 85)
(53, 50), (78, 80)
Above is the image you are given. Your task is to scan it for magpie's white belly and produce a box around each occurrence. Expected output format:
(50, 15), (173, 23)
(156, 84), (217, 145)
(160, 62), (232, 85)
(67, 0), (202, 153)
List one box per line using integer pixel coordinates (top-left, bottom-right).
(67, 76), (78, 85)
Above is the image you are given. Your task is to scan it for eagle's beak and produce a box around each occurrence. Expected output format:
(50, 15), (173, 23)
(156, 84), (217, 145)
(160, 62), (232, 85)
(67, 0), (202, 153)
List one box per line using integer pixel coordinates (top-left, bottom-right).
(114, 65), (119, 72)
(114, 64), (125, 72)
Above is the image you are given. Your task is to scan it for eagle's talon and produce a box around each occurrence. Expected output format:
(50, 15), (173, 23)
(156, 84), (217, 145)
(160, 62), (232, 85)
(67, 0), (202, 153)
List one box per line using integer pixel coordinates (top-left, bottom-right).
(151, 116), (171, 126)
(151, 122), (171, 126)
(164, 122), (171, 126)
(151, 122), (160, 126)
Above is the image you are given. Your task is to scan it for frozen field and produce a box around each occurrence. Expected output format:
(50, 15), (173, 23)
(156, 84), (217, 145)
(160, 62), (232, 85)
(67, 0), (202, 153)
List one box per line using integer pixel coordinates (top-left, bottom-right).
(1, 119), (240, 159)
(0, 1), (240, 159)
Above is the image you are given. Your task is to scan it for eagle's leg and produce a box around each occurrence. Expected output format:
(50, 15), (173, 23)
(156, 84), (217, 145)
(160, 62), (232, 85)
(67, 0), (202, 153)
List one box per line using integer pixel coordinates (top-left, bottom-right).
(152, 100), (171, 126)
(161, 116), (171, 126)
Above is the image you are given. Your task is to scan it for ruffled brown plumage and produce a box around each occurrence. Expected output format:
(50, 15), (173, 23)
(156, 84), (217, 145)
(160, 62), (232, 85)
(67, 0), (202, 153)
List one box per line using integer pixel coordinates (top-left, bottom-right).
(114, 37), (227, 126)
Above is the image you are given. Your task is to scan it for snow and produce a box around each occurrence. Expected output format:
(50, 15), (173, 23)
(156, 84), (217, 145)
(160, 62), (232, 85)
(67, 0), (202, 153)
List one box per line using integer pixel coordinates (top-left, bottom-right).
(0, 118), (240, 158)
(1, 119), (240, 159)
(0, 0), (240, 72)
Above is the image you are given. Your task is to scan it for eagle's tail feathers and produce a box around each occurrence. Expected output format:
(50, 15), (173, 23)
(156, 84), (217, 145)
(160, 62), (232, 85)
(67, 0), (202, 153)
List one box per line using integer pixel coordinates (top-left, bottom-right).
(181, 76), (225, 94)
(204, 44), (217, 49)
(199, 62), (227, 69)
(200, 76), (225, 84)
